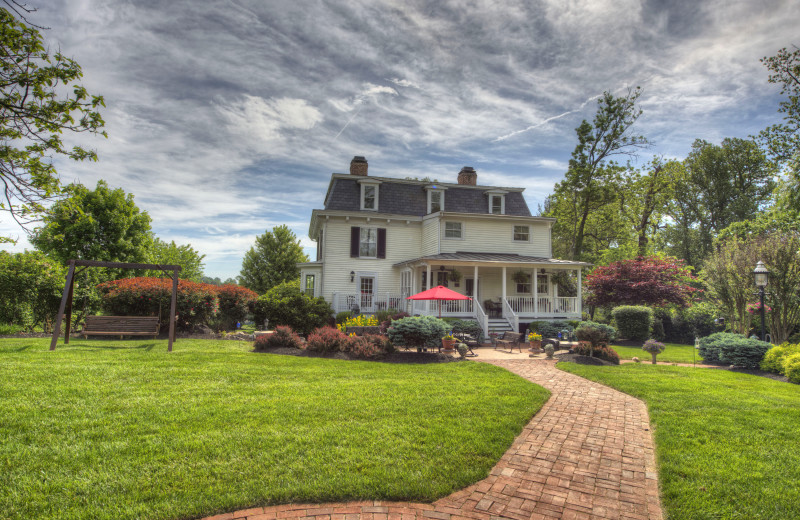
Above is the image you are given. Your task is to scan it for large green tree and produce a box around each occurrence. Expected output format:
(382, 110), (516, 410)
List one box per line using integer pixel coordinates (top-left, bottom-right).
(145, 238), (205, 282)
(31, 180), (153, 264)
(239, 224), (308, 294)
(617, 158), (676, 257)
(545, 88), (649, 261)
(0, 8), (105, 239)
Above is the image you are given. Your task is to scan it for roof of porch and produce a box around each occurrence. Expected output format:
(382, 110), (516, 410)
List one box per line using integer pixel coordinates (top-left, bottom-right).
(393, 252), (592, 268)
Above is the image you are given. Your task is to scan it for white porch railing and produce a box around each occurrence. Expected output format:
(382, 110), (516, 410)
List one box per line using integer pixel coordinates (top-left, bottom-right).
(410, 298), (474, 316)
(332, 292), (404, 314)
(505, 296), (580, 316)
(501, 297), (519, 333)
(474, 300), (488, 340)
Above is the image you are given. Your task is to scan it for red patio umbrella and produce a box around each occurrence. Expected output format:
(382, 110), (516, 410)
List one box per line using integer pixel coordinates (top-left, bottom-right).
(406, 285), (471, 318)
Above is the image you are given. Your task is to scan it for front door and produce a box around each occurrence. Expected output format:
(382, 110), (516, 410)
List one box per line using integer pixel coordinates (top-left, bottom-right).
(466, 277), (480, 304)
(359, 276), (375, 312)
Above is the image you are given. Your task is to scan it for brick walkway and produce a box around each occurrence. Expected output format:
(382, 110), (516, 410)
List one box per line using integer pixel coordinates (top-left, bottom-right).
(203, 359), (662, 520)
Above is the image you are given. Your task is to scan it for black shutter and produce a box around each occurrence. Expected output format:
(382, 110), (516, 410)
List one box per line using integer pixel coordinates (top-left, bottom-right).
(377, 228), (386, 259)
(350, 227), (360, 258)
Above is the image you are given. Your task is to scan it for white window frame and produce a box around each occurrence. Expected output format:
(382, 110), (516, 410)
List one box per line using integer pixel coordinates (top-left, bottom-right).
(427, 189), (444, 213)
(444, 221), (463, 240)
(304, 274), (316, 297)
(512, 225), (530, 242)
(489, 194), (505, 215)
(360, 183), (378, 211)
(359, 227), (378, 258)
(537, 274), (549, 295)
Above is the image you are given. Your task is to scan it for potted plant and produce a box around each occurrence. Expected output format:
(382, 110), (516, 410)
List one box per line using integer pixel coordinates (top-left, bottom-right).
(442, 333), (457, 351)
(642, 339), (666, 365)
(449, 269), (462, 283)
(511, 270), (529, 284)
(527, 331), (542, 352)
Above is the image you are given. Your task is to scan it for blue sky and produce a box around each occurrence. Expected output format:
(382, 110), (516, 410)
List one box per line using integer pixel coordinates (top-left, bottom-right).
(1, 0), (797, 280)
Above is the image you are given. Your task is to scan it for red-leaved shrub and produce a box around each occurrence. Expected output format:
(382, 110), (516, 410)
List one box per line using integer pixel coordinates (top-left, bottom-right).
(573, 342), (620, 364)
(306, 326), (349, 353)
(97, 277), (218, 331)
(254, 325), (303, 351)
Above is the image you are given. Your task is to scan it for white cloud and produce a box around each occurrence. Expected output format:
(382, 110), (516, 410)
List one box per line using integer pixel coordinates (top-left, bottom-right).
(218, 96), (323, 145)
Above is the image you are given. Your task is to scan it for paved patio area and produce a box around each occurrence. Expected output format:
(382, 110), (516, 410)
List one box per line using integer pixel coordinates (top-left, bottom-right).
(203, 359), (662, 520)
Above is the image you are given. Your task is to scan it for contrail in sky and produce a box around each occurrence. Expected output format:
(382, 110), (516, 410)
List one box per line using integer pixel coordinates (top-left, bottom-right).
(492, 93), (602, 142)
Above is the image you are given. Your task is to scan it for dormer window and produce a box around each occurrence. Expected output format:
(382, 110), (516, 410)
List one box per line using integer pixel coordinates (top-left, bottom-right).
(486, 190), (507, 214)
(425, 186), (446, 214)
(359, 180), (380, 211)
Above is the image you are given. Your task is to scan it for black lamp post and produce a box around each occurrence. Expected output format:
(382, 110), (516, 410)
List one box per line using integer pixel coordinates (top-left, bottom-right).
(753, 261), (769, 341)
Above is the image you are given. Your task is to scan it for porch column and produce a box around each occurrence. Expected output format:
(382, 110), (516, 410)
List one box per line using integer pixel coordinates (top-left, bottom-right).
(501, 266), (507, 301)
(577, 267), (582, 315)
(473, 265), (478, 297)
(533, 268), (538, 315)
(426, 263), (432, 314)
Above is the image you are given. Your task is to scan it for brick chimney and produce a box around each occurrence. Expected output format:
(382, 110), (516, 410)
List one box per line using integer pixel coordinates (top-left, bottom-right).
(350, 156), (368, 176)
(457, 166), (477, 185)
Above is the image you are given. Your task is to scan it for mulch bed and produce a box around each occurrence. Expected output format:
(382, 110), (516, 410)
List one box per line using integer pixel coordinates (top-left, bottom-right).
(255, 346), (463, 364)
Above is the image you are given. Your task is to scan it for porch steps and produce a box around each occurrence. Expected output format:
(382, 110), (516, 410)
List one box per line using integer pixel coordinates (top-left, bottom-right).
(487, 318), (514, 334)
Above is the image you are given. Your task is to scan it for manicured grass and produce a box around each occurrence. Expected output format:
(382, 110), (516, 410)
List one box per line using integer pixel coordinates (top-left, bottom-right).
(610, 342), (703, 364)
(558, 362), (800, 520)
(0, 338), (548, 520)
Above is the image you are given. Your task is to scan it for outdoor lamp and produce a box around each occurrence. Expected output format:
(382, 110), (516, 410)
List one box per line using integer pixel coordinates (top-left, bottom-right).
(753, 261), (769, 342)
(349, 271), (355, 282)
(753, 261), (768, 287)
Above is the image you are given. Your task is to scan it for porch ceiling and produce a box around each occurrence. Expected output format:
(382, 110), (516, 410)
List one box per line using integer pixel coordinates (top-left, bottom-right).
(393, 252), (592, 268)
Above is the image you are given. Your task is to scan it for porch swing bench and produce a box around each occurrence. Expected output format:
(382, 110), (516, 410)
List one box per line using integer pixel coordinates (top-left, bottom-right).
(81, 316), (160, 339)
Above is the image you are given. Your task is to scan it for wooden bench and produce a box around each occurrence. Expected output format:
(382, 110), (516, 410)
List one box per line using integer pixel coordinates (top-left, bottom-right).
(81, 316), (160, 338)
(495, 331), (524, 353)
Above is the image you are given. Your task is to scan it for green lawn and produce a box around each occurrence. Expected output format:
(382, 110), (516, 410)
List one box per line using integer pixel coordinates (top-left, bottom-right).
(558, 362), (800, 520)
(610, 342), (703, 364)
(0, 338), (548, 520)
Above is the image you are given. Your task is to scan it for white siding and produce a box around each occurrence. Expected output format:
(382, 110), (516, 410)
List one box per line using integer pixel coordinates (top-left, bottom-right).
(437, 218), (550, 257)
(321, 217), (421, 301)
(421, 218), (439, 256)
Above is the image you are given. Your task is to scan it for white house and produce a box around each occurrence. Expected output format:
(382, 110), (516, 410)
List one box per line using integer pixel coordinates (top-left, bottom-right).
(298, 156), (589, 334)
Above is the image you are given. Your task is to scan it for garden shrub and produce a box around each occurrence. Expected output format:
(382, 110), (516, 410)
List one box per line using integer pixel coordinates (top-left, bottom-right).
(0, 322), (24, 335)
(374, 308), (398, 325)
(761, 343), (800, 374)
(305, 326), (349, 353)
(697, 332), (737, 363)
(573, 342), (620, 364)
(379, 311), (410, 333)
(97, 277), (218, 332)
(254, 325), (302, 351)
(335, 311), (353, 324)
(652, 318), (665, 341)
(253, 281), (332, 335)
(611, 306), (653, 341)
(212, 284), (258, 330)
(451, 319), (482, 341)
(529, 320), (574, 339)
(0, 251), (67, 332)
(699, 332), (771, 368)
(784, 353), (800, 384)
(342, 334), (394, 359)
(387, 316), (448, 350)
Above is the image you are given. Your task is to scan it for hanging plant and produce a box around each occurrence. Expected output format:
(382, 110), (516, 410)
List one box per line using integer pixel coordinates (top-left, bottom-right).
(449, 269), (462, 283)
(511, 270), (529, 284)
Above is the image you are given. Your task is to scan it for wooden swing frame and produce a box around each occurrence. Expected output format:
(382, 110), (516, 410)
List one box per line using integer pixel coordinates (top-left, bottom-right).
(49, 260), (182, 352)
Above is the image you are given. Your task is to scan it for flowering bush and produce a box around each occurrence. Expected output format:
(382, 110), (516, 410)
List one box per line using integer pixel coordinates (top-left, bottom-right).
(254, 325), (302, 351)
(527, 332), (542, 342)
(97, 277), (218, 331)
(336, 314), (378, 332)
(575, 321), (617, 357)
(746, 302), (772, 314)
(306, 326), (349, 353)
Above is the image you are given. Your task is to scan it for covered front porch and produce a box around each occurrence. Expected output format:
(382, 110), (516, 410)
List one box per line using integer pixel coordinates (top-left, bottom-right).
(333, 252), (590, 334)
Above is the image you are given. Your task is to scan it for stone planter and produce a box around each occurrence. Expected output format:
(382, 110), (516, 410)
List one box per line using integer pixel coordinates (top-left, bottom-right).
(528, 340), (542, 353)
(442, 338), (456, 351)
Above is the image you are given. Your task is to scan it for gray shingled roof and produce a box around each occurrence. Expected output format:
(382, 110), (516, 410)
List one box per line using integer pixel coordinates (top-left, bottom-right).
(393, 252), (591, 267)
(325, 178), (531, 216)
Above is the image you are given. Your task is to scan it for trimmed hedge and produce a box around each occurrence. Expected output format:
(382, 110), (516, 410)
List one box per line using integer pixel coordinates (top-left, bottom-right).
(97, 277), (218, 332)
(612, 306), (653, 341)
(213, 284), (258, 330)
(254, 281), (332, 335)
(761, 343), (800, 375)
